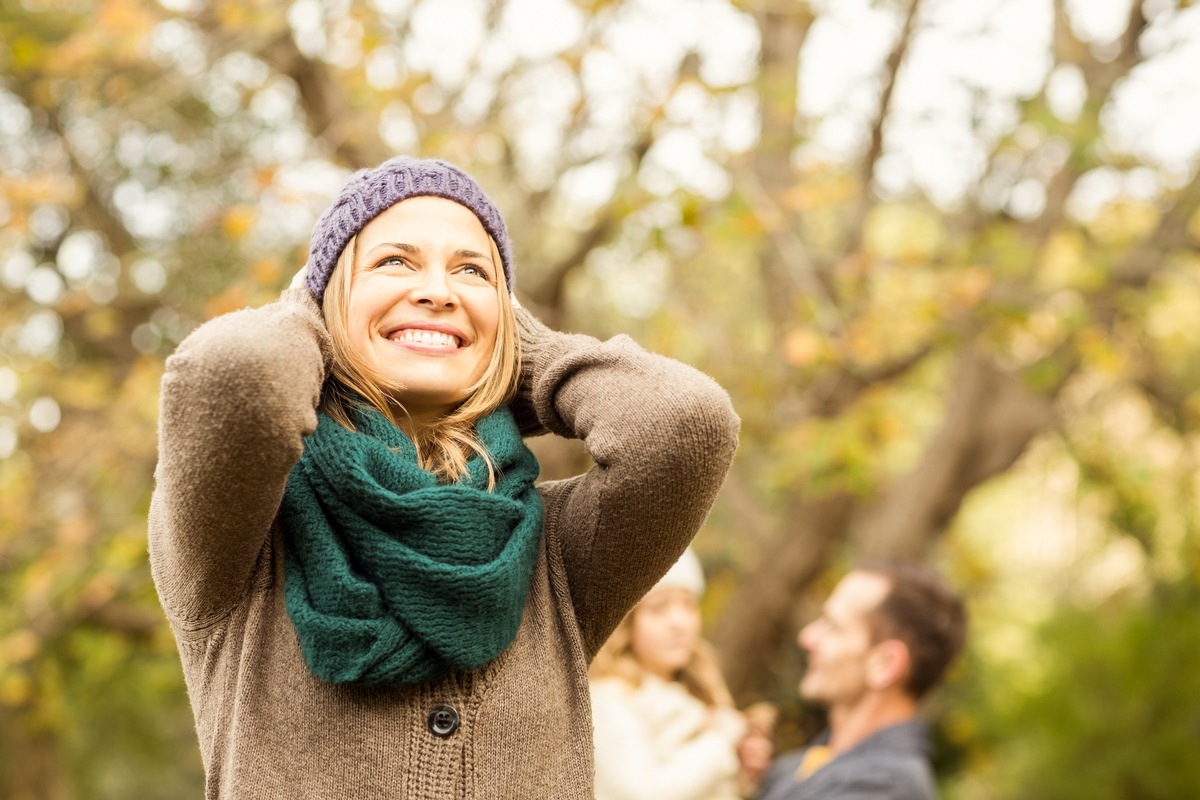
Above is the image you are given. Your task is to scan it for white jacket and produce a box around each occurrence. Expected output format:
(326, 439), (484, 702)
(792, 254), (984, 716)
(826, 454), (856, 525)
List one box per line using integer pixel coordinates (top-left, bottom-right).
(591, 675), (743, 800)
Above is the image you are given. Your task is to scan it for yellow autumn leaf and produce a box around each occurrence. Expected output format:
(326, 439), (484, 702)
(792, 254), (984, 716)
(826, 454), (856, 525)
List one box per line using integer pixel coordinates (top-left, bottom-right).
(1188, 206), (1200, 244)
(1037, 230), (1102, 290)
(864, 204), (947, 263)
(949, 266), (992, 310)
(222, 206), (258, 240)
(0, 173), (80, 207)
(782, 328), (826, 367)
(82, 308), (121, 343)
(205, 285), (249, 318)
(1076, 326), (1125, 376)
(0, 672), (33, 708)
(2, 630), (39, 665)
(249, 257), (284, 288)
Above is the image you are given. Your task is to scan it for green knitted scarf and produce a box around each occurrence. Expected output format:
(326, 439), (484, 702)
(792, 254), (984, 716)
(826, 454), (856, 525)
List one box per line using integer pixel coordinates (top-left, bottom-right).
(279, 404), (543, 686)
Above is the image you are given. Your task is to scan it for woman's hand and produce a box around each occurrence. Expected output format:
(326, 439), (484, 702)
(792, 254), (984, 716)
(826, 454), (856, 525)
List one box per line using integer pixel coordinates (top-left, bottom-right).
(736, 702), (777, 796)
(708, 707), (748, 742)
(290, 266), (308, 291)
(737, 729), (773, 776)
(508, 300), (555, 436)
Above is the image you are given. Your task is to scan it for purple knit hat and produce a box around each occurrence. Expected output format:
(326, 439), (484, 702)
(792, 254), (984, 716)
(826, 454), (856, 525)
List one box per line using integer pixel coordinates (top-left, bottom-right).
(305, 157), (513, 304)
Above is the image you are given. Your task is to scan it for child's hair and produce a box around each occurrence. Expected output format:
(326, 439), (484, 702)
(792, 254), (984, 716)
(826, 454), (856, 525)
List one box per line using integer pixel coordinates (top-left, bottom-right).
(320, 234), (520, 487)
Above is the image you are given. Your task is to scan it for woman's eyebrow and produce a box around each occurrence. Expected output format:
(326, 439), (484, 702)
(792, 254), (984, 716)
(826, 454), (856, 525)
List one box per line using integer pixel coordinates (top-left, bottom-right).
(453, 248), (492, 263)
(363, 243), (492, 263)
(364, 241), (419, 258)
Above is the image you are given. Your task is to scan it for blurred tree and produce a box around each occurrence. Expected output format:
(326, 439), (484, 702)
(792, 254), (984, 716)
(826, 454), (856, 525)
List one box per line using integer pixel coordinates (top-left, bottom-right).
(708, 0), (1200, 702)
(943, 580), (1200, 800)
(2, 0), (1200, 796)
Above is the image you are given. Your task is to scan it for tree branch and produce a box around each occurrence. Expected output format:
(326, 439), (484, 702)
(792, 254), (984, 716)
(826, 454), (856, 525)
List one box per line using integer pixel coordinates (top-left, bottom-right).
(12, 81), (137, 255)
(844, 0), (925, 256)
(714, 489), (856, 698)
(806, 341), (936, 417)
(738, 165), (846, 336)
(1110, 179), (1200, 289)
(531, 131), (655, 314)
(855, 348), (1056, 560)
(260, 32), (388, 169)
(750, 2), (820, 328)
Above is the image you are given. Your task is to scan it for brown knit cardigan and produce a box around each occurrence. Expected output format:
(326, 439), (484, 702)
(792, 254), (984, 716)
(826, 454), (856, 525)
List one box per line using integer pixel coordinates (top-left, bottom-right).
(148, 288), (739, 799)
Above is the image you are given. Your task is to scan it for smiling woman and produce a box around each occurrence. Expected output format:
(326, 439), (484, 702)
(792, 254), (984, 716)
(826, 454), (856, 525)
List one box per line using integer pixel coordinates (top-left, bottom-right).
(147, 155), (740, 799)
(322, 195), (513, 482)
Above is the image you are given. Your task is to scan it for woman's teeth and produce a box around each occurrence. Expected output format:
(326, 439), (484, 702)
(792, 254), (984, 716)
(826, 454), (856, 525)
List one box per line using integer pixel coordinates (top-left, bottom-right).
(389, 329), (459, 348)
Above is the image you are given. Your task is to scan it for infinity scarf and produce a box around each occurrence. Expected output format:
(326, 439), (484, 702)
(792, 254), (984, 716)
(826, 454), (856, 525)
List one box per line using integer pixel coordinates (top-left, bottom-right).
(279, 404), (543, 686)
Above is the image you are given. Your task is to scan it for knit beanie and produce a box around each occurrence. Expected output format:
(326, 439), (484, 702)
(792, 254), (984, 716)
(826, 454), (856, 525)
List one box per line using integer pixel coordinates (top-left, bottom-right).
(305, 156), (513, 304)
(651, 548), (706, 597)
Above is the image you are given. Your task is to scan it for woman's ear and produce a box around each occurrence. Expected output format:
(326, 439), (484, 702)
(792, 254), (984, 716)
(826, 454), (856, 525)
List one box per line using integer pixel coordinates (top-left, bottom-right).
(865, 639), (910, 691)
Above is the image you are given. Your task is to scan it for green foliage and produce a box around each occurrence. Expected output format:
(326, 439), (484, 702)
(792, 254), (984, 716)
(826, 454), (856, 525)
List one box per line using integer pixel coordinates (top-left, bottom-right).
(945, 582), (1200, 800)
(56, 627), (203, 798)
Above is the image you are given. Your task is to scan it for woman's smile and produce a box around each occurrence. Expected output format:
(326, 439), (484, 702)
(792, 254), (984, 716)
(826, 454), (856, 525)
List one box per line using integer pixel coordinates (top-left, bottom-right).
(384, 322), (468, 351)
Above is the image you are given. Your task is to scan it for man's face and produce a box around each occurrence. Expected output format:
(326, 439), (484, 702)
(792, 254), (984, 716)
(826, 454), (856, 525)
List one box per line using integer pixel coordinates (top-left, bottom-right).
(797, 571), (892, 710)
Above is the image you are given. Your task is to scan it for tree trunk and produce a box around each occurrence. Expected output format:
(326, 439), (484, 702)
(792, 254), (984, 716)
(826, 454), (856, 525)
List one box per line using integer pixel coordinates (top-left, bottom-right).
(713, 490), (854, 697)
(3, 717), (71, 800)
(855, 350), (1056, 560)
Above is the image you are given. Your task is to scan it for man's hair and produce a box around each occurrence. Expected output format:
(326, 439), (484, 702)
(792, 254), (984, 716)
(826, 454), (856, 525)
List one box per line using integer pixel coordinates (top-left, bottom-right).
(858, 561), (967, 700)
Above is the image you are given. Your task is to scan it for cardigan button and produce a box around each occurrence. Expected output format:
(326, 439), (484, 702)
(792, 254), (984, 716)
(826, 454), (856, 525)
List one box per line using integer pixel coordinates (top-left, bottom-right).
(428, 704), (460, 738)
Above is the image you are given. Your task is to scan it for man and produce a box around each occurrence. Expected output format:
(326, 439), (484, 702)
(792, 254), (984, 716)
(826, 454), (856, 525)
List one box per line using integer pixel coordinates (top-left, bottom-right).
(757, 562), (967, 800)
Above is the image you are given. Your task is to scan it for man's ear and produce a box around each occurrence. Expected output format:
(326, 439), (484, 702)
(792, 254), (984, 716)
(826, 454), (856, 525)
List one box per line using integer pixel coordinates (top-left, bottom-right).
(865, 639), (910, 690)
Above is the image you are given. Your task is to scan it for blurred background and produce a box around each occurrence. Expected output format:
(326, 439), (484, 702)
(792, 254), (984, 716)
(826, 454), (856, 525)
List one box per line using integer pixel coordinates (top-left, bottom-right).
(3, 0), (1200, 797)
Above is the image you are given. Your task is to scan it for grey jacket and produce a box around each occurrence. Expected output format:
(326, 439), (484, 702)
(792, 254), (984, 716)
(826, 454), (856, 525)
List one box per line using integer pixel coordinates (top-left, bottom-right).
(757, 720), (938, 800)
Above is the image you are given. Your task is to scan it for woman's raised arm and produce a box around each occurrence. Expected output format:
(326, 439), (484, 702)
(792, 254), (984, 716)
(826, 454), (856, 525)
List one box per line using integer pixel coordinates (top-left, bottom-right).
(514, 307), (740, 656)
(148, 287), (329, 632)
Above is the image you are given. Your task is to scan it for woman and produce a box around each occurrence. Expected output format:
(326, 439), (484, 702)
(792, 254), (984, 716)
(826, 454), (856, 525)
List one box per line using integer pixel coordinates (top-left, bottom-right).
(590, 549), (775, 800)
(148, 156), (740, 799)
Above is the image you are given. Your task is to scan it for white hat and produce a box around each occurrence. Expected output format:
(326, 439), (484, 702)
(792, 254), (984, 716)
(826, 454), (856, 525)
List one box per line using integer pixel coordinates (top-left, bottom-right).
(652, 548), (705, 596)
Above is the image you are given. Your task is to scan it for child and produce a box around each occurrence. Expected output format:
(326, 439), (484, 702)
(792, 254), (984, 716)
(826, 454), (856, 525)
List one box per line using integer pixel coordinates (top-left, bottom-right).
(591, 549), (776, 799)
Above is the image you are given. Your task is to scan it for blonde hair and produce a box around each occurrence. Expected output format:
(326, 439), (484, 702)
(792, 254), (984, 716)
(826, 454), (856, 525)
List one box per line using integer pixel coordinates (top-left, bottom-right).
(320, 233), (520, 487)
(589, 603), (735, 709)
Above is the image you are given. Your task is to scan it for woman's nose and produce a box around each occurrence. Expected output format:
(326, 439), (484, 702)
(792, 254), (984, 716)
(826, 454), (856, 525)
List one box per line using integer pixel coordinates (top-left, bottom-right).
(667, 606), (699, 633)
(411, 267), (455, 307)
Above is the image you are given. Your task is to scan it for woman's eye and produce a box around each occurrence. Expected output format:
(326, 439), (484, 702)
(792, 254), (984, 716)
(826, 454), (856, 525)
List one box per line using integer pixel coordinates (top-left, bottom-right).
(460, 264), (490, 280)
(375, 256), (410, 270)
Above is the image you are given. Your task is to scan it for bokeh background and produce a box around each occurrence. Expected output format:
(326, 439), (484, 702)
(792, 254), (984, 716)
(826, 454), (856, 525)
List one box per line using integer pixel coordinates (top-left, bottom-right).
(3, 0), (1200, 797)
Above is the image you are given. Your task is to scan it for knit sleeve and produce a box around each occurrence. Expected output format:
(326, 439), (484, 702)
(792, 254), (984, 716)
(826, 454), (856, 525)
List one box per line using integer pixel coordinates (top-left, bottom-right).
(148, 287), (330, 632)
(515, 307), (740, 656)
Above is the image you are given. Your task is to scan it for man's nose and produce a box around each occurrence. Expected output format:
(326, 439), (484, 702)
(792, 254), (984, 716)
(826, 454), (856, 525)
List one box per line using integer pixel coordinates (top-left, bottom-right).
(798, 622), (817, 651)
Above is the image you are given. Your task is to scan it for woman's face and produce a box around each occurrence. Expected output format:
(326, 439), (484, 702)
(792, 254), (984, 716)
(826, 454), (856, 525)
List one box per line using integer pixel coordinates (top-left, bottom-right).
(630, 587), (703, 680)
(346, 196), (501, 423)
